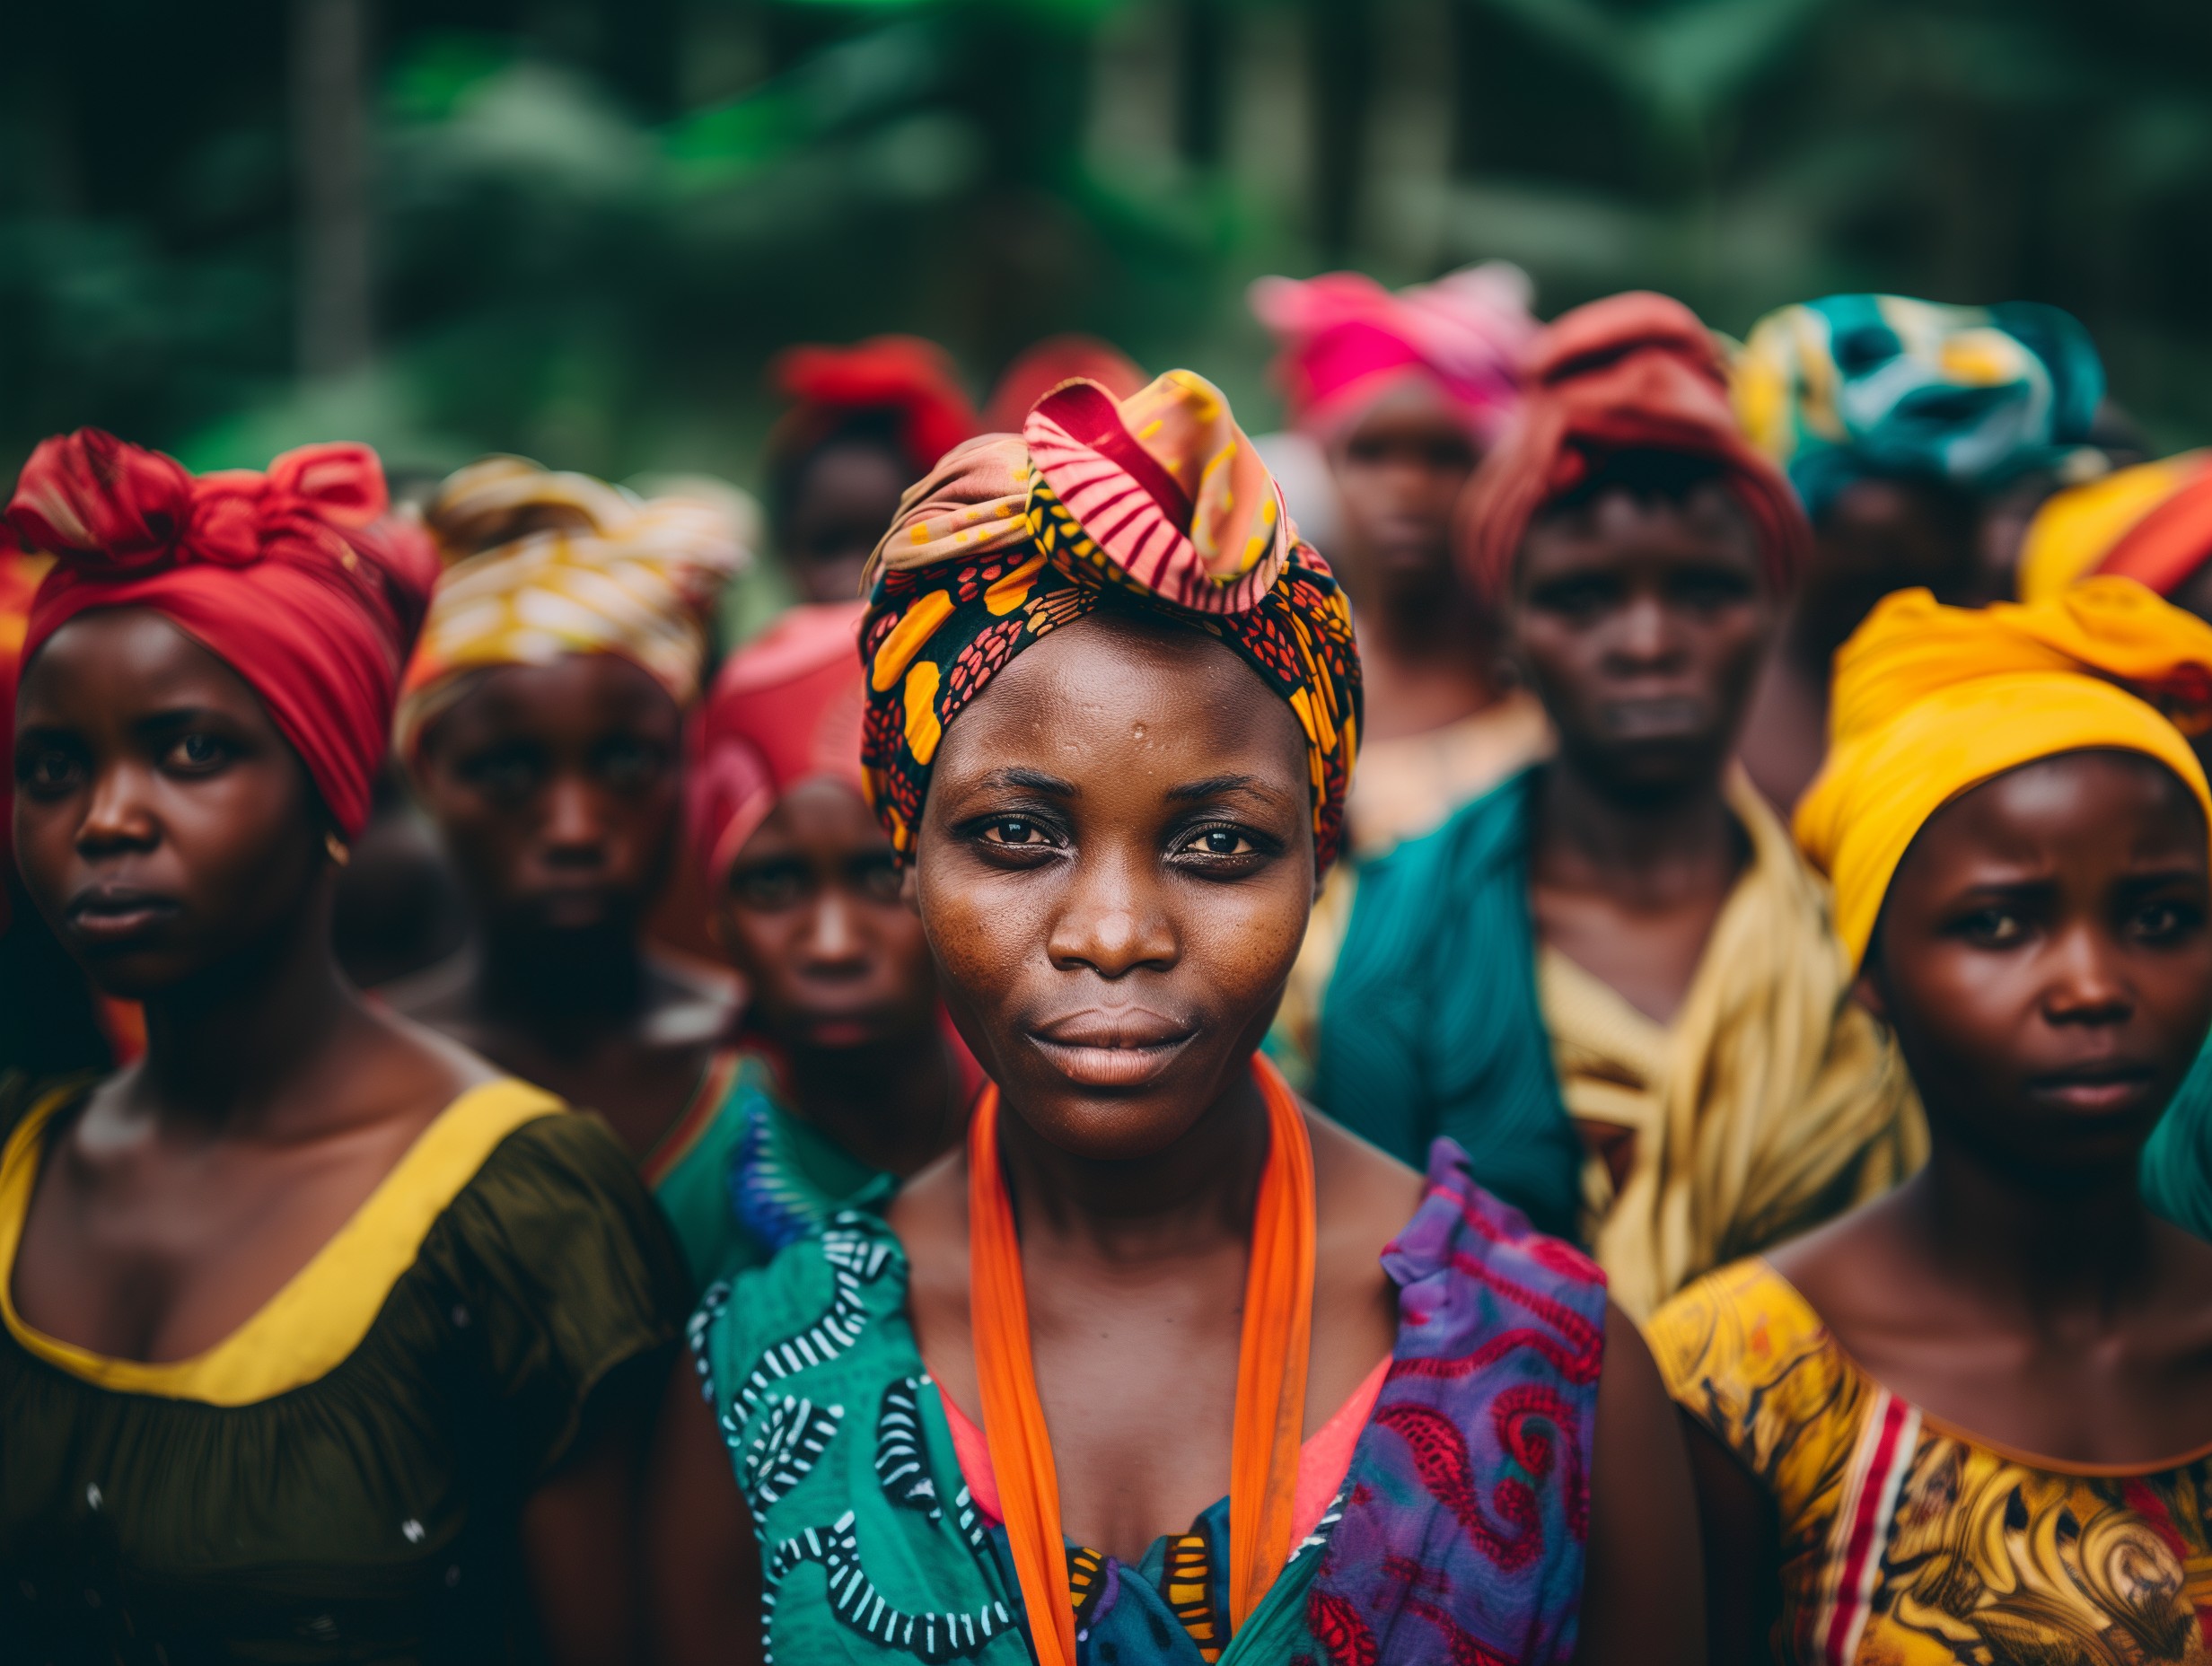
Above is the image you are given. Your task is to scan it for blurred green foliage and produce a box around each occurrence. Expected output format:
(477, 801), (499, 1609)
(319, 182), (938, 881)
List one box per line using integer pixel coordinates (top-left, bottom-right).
(4, 0), (2211, 494)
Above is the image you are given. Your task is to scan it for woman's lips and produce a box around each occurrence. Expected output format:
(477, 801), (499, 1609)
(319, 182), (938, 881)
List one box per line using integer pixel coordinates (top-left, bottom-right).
(2026, 1065), (2158, 1118)
(1028, 1007), (1196, 1090)
(65, 890), (180, 947)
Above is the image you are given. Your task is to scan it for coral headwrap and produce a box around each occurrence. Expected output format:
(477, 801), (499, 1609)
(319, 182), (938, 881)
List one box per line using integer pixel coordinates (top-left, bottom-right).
(2018, 451), (2212, 604)
(1250, 261), (1536, 445)
(688, 601), (867, 886)
(9, 430), (435, 838)
(1795, 577), (2212, 969)
(395, 456), (745, 758)
(859, 370), (1363, 872)
(769, 335), (982, 478)
(1458, 291), (1811, 602)
(1735, 293), (2105, 522)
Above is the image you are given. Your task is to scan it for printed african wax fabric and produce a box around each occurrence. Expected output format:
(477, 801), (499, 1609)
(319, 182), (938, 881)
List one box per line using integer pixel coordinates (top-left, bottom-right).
(396, 455), (745, 757)
(2019, 450), (2212, 605)
(689, 1137), (1603, 1665)
(859, 372), (1362, 872)
(1317, 767), (1919, 1314)
(1735, 293), (2105, 522)
(10, 431), (435, 838)
(1794, 579), (2212, 969)
(0, 1074), (689, 1664)
(1651, 1258), (2212, 1666)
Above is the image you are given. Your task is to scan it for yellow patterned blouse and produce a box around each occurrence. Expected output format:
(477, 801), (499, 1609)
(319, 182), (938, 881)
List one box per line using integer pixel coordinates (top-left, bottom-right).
(1648, 1258), (2212, 1666)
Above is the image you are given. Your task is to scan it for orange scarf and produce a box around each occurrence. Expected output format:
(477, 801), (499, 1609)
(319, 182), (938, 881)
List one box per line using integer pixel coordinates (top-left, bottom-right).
(966, 1055), (1317, 1665)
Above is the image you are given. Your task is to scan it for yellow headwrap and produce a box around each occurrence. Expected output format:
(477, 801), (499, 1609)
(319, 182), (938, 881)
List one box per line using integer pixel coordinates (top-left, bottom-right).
(395, 456), (747, 757)
(1795, 577), (2212, 968)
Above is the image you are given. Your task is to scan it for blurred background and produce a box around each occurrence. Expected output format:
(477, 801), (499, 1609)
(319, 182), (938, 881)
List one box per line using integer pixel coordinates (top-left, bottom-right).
(7, 0), (2211, 491)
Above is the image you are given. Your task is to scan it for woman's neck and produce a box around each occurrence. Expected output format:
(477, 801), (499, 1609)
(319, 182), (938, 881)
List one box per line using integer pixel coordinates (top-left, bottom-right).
(133, 883), (361, 1133)
(786, 1029), (964, 1179)
(470, 921), (646, 1036)
(1900, 1136), (2160, 1323)
(1531, 755), (1743, 906)
(993, 1065), (1270, 1262)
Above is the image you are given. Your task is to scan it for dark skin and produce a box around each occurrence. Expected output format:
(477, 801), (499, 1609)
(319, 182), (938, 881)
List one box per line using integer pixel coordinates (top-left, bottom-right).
(1510, 477), (1776, 1024)
(1688, 751), (2212, 1666)
(645, 610), (1703, 1666)
(10, 609), (657, 1665)
(392, 653), (736, 1160)
(708, 775), (965, 1178)
(777, 438), (910, 605)
(1327, 382), (1502, 742)
(1739, 475), (1979, 812)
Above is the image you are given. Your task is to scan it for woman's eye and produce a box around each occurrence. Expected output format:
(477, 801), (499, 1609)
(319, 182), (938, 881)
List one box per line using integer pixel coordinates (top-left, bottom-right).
(853, 855), (903, 902)
(165, 732), (229, 771)
(595, 738), (665, 792)
(985, 819), (1044, 846)
(1962, 908), (2025, 946)
(1187, 828), (1256, 857)
(731, 864), (808, 911)
(2134, 901), (2198, 941)
(17, 747), (82, 794)
(462, 750), (541, 803)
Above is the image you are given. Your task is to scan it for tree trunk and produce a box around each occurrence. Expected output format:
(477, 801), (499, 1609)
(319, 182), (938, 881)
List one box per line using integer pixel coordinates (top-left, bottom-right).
(293, 0), (373, 380)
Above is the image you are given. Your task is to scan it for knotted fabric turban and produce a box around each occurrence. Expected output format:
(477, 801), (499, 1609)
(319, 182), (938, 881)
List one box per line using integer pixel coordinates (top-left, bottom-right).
(689, 601), (868, 887)
(1735, 293), (2105, 522)
(396, 456), (746, 758)
(1458, 291), (1810, 602)
(1250, 261), (1536, 445)
(9, 430), (435, 838)
(2018, 451), (2212, 605)
(858, 370), (1363, 872)
(1795, 577), (2212, 969)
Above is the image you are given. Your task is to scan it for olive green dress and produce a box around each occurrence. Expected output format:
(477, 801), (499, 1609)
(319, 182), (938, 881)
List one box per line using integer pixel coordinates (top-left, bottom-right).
(0, 1072), (690, 1665)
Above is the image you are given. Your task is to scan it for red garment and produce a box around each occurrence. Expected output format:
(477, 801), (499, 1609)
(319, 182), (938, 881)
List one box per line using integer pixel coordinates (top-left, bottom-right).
(688, 601), (867, 885)
(1457, 291), (1810, 601)
(2098, 459), (2212, 597)
(768, 336), (981, 478)
(11, 430), (436, 837)
(982, 335), (1147, 434)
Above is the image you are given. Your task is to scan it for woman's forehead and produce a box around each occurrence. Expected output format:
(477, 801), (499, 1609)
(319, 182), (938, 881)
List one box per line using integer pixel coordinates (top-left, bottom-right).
(931, 610), (1307, 780)
(20, 607), (258, 715)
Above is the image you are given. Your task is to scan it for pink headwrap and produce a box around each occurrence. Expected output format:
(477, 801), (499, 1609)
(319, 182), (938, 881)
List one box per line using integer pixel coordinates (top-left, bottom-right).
(688, 601), (868, 885)
(1250, 261), (1538, 445)
(10, 431), (435, 838)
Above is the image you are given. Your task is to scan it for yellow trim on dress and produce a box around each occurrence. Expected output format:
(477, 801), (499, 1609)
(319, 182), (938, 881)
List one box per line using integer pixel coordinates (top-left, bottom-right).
(0, 1076), (562, 1406)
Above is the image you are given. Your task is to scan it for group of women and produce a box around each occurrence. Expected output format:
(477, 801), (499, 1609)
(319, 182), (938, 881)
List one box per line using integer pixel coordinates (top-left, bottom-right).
(7, 269), (2212, 1666)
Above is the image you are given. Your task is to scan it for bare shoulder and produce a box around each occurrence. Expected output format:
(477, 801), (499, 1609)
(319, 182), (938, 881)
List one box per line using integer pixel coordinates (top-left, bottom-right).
(2142, 1219), (2212, 1357)
(1305, 1103), (1428, 1262)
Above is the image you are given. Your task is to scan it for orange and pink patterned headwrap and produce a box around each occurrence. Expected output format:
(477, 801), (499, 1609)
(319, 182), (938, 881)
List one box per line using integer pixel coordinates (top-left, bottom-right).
(858, 370), (1363, 872)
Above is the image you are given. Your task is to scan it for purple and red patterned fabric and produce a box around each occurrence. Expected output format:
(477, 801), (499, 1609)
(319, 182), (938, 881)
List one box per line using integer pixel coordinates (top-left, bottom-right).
(1300, 1138), (1606, 1666)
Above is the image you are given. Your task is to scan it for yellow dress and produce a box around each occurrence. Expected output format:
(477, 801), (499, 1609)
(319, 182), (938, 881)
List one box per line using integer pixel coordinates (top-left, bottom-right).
(1649, 1259), (2212, 1666)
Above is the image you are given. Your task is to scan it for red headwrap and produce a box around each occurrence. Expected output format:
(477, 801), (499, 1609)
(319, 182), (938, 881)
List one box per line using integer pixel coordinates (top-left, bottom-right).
(9, 430), (436, 838)
(768, 336), (982, 479)
(1457, 292), (1811, 601)
(688, 601), (868, 886)
(982, 336), (1148, 434)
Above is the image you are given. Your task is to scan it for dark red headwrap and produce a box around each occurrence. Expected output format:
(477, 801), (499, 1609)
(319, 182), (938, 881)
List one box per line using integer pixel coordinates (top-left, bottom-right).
(9, 430), (437, 838)
(1458, 292), (1810, 601)
(768, 335), (982, 479)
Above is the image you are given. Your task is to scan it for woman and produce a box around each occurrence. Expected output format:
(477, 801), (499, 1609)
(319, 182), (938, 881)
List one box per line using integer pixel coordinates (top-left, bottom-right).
(648, 372), (1701, 1666)
(1732, 293), (2106, 810)
(1318, 294), (1918, 1318)
(1649, 578), (2212, 1665)
(767, 335), (981, 606)
(1251, 260), (1547, 855)
(390, 455), (745, 1279)
(679, 600), (975, 1279)
(2, 432), (688, 1662)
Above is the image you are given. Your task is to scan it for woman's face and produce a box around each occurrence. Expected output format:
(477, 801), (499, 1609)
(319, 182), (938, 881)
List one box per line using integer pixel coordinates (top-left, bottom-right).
(779, 441), (911, 606)
(1864, 750), (2212, 1179)
(414, 654), (683, 943)
(12, 609), (326, 997)
(1508, 481), (1774, 798)
(915, 612), (1314, 1161)
(714, 776), (938, 1053)
(1328, 383), (1479, 595)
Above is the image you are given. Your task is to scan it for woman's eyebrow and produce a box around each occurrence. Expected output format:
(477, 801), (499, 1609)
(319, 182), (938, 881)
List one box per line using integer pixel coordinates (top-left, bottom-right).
(1165, 773), (1287, 804)
(978, 767), (1079, 797)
